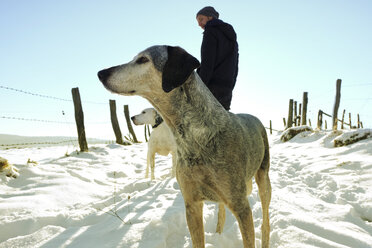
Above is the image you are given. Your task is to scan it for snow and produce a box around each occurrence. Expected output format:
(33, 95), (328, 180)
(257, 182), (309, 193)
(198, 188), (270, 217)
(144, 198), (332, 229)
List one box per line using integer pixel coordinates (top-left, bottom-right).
(0, 130), (371, 248)
(334, 129), (372, 147)
(280, 125), (313, 142)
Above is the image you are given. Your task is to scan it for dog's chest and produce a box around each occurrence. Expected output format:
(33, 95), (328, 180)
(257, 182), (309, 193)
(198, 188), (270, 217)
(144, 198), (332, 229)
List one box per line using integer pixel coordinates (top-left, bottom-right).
(176, 146), (214, 167)
(174, 129), (219, 166)
(176, 163), (222, 202)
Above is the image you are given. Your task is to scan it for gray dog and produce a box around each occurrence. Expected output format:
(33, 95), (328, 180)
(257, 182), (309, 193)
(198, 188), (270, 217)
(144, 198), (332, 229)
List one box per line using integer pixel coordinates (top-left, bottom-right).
(98, 46), (271, 248)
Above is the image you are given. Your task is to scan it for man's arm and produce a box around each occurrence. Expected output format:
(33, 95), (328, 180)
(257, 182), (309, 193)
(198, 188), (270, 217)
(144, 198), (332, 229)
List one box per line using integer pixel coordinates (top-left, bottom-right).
(198, 29), (217, 85)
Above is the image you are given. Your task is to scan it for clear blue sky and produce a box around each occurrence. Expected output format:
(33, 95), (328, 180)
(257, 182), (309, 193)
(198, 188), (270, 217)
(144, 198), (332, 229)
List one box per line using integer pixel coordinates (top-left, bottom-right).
(1, 0), (371, 140)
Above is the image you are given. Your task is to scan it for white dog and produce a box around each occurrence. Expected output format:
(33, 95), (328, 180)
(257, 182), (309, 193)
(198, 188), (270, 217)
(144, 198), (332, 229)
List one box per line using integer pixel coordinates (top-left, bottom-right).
(131, 108), (177, 180)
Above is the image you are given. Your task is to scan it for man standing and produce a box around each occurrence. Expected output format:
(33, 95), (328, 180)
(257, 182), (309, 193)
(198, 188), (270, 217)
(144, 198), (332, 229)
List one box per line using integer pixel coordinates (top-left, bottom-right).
(196, 6), (239, 111)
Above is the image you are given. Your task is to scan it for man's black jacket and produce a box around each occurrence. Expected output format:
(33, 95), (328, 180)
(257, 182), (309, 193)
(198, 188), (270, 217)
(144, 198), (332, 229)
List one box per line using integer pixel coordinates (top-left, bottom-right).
(197, 19), (239, 110)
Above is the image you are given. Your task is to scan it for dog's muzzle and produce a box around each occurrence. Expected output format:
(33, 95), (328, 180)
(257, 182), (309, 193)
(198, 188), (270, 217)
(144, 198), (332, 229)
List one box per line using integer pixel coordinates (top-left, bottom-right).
(131, 116), (139, 125)
(97, 68), (112, 85)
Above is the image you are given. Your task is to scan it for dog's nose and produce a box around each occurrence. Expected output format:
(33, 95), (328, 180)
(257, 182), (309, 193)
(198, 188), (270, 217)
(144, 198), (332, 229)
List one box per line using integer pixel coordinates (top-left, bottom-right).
(97, 69), (110, 83)
(131, 116), (135, 121)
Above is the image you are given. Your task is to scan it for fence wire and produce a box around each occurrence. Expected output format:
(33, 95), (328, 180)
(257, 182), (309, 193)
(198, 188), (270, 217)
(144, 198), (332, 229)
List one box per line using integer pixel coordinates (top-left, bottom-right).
(0, 85), (71, 102)
(1, 140), (77, 148)
(0, 85), (107, 105)
(343, 83), (372, 87)
(1, 116), (75, 124)
(0, 84), (121, 148)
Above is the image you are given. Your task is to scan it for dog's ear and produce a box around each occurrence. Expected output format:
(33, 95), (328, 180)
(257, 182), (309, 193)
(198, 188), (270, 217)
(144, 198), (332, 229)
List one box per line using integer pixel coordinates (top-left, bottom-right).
(162, 46), (200, 93)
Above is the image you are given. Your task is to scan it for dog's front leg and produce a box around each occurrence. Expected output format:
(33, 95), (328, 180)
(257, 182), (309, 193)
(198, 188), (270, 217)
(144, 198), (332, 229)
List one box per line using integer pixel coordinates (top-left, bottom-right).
(146, 149), (155, 180)
(231, 200), (255, 248)
(216, 203), (226, 234)
(185, 201), (205, 248)
(171, 152), (177, 177)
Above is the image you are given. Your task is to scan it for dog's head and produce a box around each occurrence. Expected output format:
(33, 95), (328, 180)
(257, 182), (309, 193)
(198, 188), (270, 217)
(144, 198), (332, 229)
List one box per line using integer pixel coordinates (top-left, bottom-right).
(131, 108), (164, 128)
(131, 108), (157, 126)
(97, 46), (200, 96)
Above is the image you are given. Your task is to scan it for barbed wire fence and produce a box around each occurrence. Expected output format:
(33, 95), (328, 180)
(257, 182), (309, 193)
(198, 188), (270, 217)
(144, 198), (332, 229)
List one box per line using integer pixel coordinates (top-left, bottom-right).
(0, 116), (75, 124)
(0, 85), (109, 105)
(1, 80), (371, 148)
(1, 84), (114, 149)
(281, 81), (371, 131)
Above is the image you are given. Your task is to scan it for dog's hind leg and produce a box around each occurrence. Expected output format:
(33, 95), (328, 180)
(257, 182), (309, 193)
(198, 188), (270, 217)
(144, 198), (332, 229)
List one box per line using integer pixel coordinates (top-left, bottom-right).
(255, 148), (271, 248)
(185, 201), (205, 248)
(230, 199), (255, 248)
(216, 203), (226, 234)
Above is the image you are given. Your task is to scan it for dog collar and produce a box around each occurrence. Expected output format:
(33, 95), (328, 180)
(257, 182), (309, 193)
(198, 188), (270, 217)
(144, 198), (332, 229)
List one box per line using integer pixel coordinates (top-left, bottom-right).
(152, 115), (164, 129)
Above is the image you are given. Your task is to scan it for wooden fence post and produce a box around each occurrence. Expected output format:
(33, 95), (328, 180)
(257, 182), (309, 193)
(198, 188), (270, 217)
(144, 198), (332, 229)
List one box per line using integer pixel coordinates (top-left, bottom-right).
(301, 92), (308, 126)
(287, 99), (294, 129)
(332, 79), (342, 131)
(109, 100), (124, 144)
(147, 124), (151, 137)
(283, 118), (286, 128)
(317, 110), (323, 129)
(294, 101), (297, 126)
(144, 125), (148, 142)
(341, 109), (346, 129)
(124, 105), (139, 143)
(298, 103), (302, 126)
(144, 125), (151, 142)
(71, 87), (88, 152)
(270, 120), (272, 135)
(349, 113), (352, 129)
(357, 114), (361, 128)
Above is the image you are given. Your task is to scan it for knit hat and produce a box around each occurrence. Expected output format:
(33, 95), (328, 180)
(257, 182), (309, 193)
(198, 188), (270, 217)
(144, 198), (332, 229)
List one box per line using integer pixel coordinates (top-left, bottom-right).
(196, 6), (219, 19)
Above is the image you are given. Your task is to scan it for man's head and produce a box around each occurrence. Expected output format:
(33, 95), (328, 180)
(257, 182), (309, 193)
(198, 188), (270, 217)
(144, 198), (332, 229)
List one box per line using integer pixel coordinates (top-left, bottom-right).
(196, 6), (219, 29)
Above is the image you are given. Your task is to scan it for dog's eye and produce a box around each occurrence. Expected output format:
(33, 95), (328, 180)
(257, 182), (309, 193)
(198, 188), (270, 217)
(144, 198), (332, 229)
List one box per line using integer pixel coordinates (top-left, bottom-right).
(136, 56), (149, 64)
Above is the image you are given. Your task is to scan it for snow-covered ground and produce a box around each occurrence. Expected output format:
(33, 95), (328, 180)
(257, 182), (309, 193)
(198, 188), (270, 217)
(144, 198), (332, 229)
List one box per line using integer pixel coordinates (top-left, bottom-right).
(0, 130), (371, 248)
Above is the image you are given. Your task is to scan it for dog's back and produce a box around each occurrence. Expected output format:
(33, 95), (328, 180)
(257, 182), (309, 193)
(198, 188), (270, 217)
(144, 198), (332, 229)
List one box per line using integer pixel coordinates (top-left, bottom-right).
(235, 113), (268, 150)
(236, 113), (270, 170)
